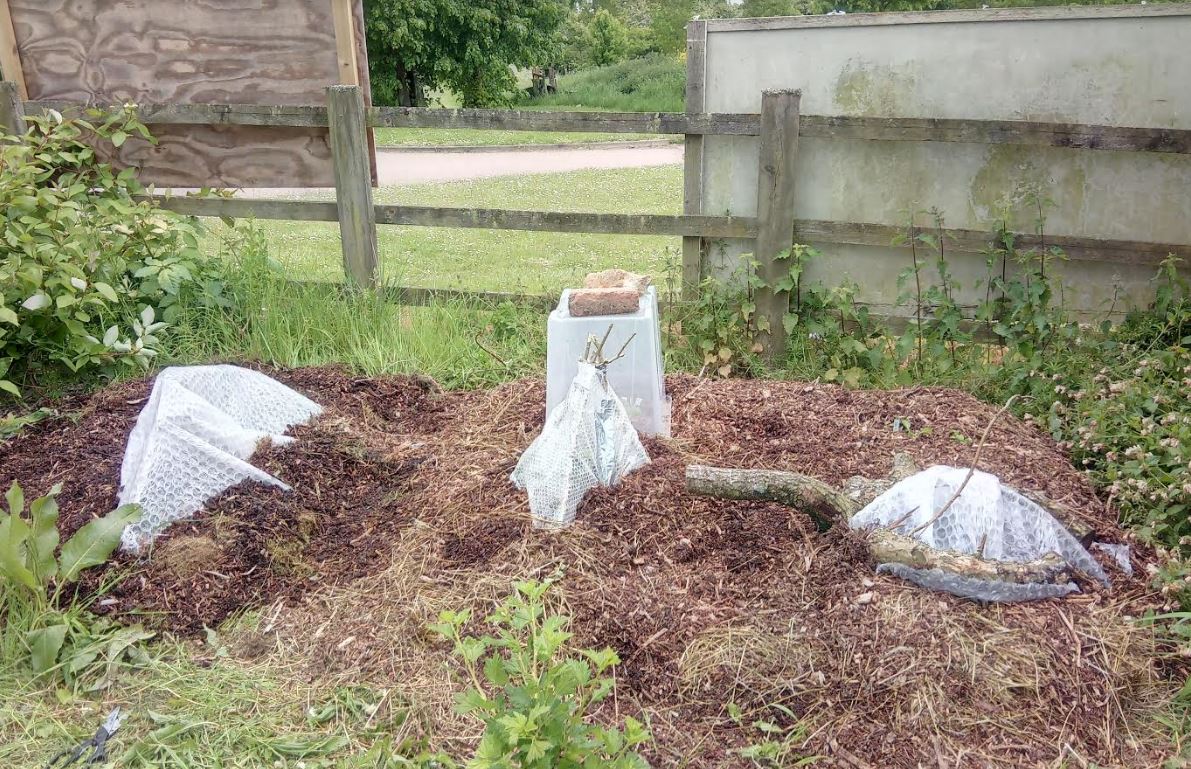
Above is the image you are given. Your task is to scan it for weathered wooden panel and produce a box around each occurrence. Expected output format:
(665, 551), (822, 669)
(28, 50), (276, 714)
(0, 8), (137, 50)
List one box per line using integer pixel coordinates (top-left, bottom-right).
(6, 0), (370, 187)
(700, 5), (1191, 319)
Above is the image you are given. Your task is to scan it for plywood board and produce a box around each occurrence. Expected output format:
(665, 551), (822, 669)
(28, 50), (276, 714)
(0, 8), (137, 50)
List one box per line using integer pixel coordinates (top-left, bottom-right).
(699, 4), (1191, 318)
(6, 0), (371, 187)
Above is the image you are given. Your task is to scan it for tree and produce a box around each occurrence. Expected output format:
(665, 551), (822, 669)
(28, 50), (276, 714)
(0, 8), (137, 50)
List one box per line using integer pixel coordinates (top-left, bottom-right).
(647, 0), (694, 53)
(366, 0), (568, 107)
(589, 9), (629, 66)
(740, 0), (814, 16)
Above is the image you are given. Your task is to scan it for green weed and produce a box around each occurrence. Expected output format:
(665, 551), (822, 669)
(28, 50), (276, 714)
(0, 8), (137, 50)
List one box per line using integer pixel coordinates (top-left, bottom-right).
(430, 578), (650, 769)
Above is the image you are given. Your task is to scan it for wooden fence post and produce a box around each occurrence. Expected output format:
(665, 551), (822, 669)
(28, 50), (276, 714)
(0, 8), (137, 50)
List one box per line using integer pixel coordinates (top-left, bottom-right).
(754, 89), (801, 362)
(0, 81), (26, 137)
(681, 20), (707, 299)
(326, 84), (379, 289)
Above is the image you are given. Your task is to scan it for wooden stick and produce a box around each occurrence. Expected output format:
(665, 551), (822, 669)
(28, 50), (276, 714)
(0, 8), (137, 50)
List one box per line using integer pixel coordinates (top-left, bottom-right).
(753, 89), (802, 362)
(686, 464), (859, 531)
(0, 79), (25, 136)
(606, 332), (637, 366)
(330, 0), (361, 86)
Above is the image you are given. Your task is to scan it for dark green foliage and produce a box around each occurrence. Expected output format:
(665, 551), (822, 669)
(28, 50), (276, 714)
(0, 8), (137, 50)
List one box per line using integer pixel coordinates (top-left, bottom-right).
(366, 0), (568, 107)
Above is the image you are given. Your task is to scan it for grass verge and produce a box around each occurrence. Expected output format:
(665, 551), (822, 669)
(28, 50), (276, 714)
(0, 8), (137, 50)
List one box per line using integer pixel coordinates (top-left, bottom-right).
(232, 164), (682, 293)
(525, 55), (686, 113)
(0, 590), (420, 769)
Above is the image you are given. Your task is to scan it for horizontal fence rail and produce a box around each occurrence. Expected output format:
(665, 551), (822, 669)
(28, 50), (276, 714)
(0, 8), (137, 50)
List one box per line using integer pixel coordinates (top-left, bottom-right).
(151, 195), (1186, 267)
(27, 101), (1191, 153)
(152, 196), (758, 238)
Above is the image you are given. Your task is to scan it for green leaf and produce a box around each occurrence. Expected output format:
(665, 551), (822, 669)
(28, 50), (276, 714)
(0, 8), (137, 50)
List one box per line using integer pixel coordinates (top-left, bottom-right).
(772, 275), (796, 293)
(5, 482), (25, 518)
(110, 130), (129, 147)
(58, 504), (140, 583)
(92, 282), (119, 302)
(0, 511), (38, 591)
(0, 380), (20, 397)
(622, 715), (649, 746)
(28, 490), (61, 584)
(0, 307), (17, 325)
(483, 654), (509, 687)
(28, 624), (68, 675)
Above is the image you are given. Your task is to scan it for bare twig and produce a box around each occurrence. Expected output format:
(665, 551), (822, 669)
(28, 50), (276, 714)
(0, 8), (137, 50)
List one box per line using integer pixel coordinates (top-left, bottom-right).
(596, 323), (614, 357)
(604, 332), (637, 367)
(909, 394), (1022, 537)
(474, 332), (508, 368)
(581, 324), (634, 368)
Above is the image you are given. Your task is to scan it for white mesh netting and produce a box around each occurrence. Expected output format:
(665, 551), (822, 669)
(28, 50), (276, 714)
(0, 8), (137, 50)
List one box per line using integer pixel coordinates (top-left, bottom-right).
(118, 365), (322, 552)
(850, 465), (1107, 601)
(511, 362), (649, 528)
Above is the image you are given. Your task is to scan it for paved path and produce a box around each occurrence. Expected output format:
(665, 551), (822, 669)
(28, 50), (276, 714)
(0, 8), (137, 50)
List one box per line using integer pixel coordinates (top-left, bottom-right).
(236, 142), (683, 198)
(374, 141), (682, 185)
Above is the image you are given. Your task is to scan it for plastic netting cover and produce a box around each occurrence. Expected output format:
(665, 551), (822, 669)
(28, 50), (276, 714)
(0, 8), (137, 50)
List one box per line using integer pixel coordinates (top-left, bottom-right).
(850, 465), (1107, 601)
(511, 362), (649, 527)
(118, 365), (322, 552)
(876, 563), (1079, 602)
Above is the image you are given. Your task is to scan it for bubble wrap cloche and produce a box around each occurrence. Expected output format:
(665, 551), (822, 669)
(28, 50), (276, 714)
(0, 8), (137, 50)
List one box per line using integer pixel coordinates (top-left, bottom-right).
(511, 362), (649, 528)
(118, 365), (322, 552)
(850, 465), (1107, 601)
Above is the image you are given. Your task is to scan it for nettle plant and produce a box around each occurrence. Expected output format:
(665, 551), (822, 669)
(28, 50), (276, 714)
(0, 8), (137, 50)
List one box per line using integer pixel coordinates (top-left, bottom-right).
(684, 243), (881, 384)
(431, 579), (650, 769)
(0, 481), (143, 681)
(894, 208), (970, 371)
(0, 105), (228, 397)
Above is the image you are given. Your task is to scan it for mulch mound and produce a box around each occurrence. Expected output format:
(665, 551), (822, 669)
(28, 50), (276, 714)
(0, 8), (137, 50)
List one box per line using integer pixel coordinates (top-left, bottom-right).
(0, 366), (1178, 767)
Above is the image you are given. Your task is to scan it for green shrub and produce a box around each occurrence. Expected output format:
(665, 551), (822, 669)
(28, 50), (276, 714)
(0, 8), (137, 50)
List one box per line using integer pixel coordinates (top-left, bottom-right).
(431, 579), (650, 769)
(0, 106), (228, 397)
(1021, 257), (1190, 552)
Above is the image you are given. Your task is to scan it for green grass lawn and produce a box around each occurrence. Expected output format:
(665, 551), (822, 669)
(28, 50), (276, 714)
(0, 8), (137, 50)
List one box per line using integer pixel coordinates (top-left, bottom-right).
(241, 164), (684, 294)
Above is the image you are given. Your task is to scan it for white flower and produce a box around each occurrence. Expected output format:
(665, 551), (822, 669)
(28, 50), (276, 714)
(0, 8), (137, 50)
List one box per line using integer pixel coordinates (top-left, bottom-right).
(70, 277), (87, 290)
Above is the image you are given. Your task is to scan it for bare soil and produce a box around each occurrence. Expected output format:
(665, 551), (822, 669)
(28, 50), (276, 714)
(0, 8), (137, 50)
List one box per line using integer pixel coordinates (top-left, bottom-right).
(0, 366), (1179, 767)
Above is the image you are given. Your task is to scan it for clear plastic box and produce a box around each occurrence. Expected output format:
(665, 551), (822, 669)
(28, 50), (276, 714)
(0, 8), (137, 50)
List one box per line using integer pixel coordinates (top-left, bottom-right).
(546, 285), (670, 436)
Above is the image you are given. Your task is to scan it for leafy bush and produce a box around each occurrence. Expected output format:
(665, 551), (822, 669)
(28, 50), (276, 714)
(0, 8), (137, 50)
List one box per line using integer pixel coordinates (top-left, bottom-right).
(0, 106), (227, 397)
(431, 579), (650, 769)
(1020, 257), (1190, 552)
(0, 481), (142, 679)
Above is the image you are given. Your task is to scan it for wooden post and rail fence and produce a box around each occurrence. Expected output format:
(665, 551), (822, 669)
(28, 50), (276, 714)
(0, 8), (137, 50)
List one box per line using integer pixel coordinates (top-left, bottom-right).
(1, 80), (1188, 359)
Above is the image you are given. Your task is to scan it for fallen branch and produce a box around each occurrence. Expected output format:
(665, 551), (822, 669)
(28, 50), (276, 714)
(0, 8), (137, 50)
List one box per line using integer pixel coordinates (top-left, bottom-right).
(867, 528), (1071, 584)
(685, 465), (859, 531)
